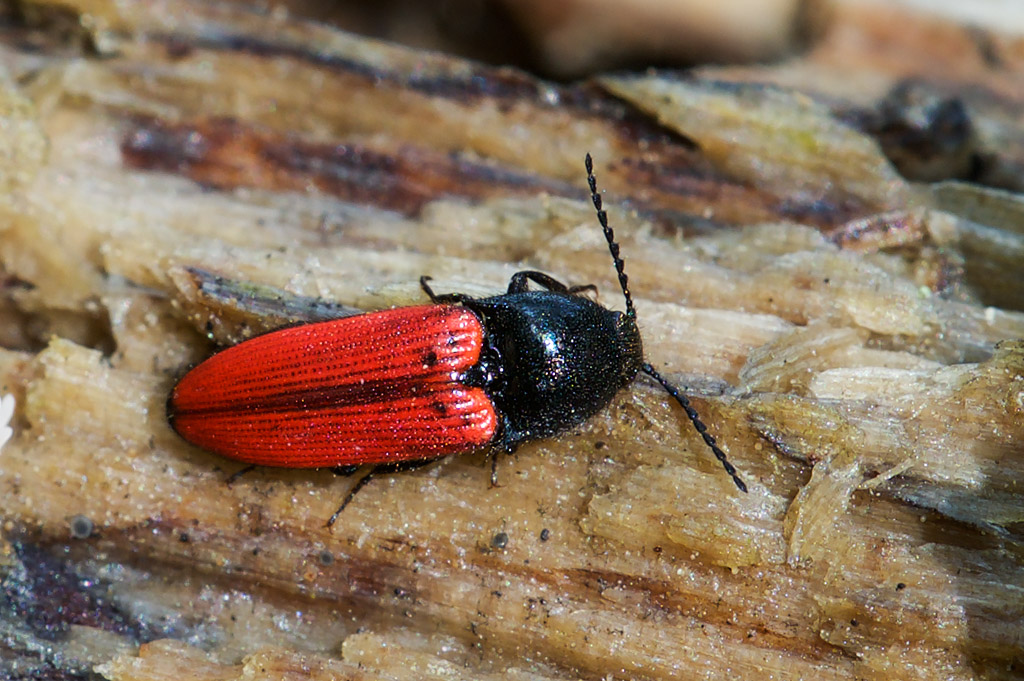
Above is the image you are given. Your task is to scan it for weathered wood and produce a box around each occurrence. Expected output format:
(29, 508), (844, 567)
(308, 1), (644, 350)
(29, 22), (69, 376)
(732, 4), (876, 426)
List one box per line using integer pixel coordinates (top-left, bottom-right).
(0, 2), (1022, 680)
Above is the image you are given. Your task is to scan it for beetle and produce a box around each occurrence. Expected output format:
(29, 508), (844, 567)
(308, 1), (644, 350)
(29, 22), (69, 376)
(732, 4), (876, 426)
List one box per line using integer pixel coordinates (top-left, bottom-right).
(167, 154), (747, 525)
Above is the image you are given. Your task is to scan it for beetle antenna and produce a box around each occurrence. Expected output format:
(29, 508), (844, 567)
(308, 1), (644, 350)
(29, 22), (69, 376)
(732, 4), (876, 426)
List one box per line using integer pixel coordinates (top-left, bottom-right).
(643, 362), (747, 492)
(584, 154), (746, 492)
(585, 153), (635, 319)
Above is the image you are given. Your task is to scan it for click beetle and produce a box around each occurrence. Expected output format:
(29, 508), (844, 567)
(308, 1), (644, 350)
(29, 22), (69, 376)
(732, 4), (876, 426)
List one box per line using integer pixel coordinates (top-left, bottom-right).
(167, 154), (747, 525)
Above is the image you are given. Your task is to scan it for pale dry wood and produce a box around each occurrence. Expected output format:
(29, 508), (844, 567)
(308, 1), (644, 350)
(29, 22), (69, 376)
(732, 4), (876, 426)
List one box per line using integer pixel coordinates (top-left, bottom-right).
(707, 1), (1024, 203)
(0, 2), (1021, 681)
(495, 0), (803, 75)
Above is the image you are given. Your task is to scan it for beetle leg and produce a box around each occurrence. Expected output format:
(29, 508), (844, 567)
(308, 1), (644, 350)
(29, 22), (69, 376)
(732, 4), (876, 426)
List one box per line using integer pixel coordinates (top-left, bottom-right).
(488, 441), (521, 487)
(327, 469), (376, 526)
(506, 270), (569, 293)
(225, 464), (257, 486)
(567, 283), (598, 296)
(490, 450), (501, 487)
(326, 459), (438, 527)
(507, 270), (598, 297)
(420, 275), (475, 304)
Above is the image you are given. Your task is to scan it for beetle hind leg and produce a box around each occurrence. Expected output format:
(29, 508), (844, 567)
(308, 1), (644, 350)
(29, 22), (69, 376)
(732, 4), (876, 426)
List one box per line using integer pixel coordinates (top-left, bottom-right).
(225, 464), (257, 486)
(420, 276), (475, 305)
(326, 459), (438, 527)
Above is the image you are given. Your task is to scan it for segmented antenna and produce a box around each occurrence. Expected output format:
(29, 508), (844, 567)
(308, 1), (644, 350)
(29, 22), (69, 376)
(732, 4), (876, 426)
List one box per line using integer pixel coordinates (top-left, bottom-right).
(643, 363), (747, 492)
(585, 153), (634, 319)
(585, 154), (747, 493)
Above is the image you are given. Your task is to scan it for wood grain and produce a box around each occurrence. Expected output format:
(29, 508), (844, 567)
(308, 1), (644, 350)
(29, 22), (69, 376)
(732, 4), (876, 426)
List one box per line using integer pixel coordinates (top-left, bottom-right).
(0, 2), (1022, 680)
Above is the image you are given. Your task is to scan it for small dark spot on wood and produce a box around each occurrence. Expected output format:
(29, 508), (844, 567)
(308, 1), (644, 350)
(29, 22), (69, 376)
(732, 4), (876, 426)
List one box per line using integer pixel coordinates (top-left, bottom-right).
(164, 38), (193, 60)
(69, 515), (93, 539)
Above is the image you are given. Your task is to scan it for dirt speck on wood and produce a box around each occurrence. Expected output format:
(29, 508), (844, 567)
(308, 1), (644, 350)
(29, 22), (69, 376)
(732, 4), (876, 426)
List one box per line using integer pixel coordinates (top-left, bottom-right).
(0, 2), (1022, 680)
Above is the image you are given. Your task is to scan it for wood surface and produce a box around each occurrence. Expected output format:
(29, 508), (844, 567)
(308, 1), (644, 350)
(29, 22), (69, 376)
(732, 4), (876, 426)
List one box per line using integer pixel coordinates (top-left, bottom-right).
(0, 1), (1022, 680)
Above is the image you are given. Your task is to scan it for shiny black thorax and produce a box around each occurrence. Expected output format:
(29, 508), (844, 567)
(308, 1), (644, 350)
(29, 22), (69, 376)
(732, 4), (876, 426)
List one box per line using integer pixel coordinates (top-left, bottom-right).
(462, 291), (644, 450)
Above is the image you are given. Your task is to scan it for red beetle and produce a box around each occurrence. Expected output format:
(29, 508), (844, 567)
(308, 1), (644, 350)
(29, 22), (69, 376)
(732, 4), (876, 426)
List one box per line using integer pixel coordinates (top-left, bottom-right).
(168, 155), (746, 524)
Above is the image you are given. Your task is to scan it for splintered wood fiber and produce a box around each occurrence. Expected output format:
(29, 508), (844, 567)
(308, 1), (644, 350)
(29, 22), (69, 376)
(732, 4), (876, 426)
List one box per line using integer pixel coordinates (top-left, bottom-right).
(0, 2), (1022, 681)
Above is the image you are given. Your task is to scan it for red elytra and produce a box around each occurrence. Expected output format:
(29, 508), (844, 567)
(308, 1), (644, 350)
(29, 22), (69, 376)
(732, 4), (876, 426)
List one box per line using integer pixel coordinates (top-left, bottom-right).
(168, 305), (498, 467)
